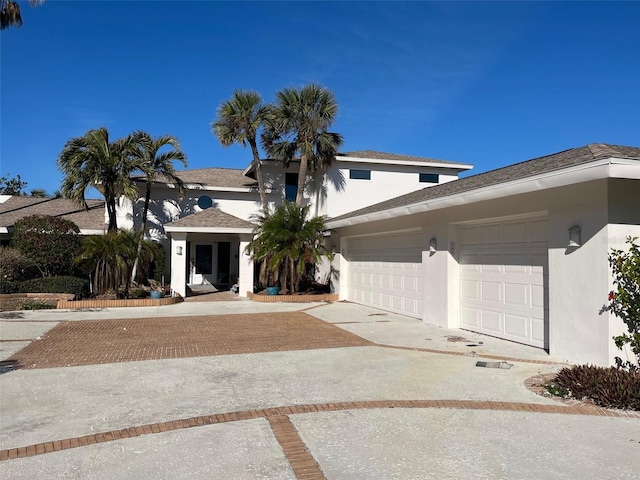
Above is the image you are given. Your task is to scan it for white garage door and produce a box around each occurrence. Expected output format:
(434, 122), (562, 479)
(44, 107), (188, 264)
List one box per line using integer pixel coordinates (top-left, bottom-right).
(459, 218), (548, 348)
(347, 232), (423, 318)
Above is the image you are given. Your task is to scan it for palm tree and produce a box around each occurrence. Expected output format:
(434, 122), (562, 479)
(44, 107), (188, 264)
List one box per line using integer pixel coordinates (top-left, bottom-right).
(57, 128), (142, 232)
(246, 202), (333, 293)
(130, 131), (187, 281)
(1, 0), (43, 30)
(75, 230), (161, 297)
(261, 83), (343, 206)
(29, 188), (47, 197)
(212, 90), (270, 212)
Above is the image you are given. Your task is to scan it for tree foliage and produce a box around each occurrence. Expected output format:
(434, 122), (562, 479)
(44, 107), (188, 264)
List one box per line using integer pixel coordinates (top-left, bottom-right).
(0, 246), (34, 281)
(0, 173), (28, 195)
(261, 83), (343, 206)
(10, 215), (81, 277)
(57, 128), (143, 232)
(246, 202), (332, 293)
(608, 237), (640, 371)
(1, 0), (43, 30)
(212, 90), (270, 212)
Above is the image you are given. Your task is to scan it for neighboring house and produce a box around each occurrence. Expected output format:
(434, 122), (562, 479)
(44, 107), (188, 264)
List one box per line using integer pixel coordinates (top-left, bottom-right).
(0, 195), (107, 244)
(123, 151), (471, 299)
(325, 143), (640, 367)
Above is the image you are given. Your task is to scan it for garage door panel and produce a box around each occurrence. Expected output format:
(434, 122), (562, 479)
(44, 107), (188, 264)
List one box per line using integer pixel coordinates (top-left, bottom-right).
(347, 232), (423, 319)
(531, 317), (545, 344)
(461, 279), (480, 301)
(504, 283), (528, 307)
(460, 218), (548, 349)
(480, 310), (502, 334)
(461, 307), (480, 328)
(531, 285), (544, 309)
(504, 313), (528, 339)
(481, 281), (502, 303)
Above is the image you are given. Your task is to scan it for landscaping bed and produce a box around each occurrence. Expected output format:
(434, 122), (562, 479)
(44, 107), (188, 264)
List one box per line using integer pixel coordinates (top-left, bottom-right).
(247, 291), (338, 303)
(57, 295), (182, 309)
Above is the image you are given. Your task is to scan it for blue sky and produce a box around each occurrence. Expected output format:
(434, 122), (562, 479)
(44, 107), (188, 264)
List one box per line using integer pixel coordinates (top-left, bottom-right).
(1, 1), (639, 197)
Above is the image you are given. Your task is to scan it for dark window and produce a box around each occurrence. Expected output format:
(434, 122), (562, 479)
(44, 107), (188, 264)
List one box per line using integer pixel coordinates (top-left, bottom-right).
(419, 173), (439, 183)
(350, 169), (371, 180)
(285, 173), (298, 201)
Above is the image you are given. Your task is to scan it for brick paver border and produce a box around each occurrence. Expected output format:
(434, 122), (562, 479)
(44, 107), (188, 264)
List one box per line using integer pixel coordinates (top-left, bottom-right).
(2, 399), (638, 467)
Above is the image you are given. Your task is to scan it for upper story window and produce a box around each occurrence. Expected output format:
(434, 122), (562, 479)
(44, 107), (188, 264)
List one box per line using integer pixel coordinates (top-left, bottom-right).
(285, 172), (298, 201)
(350, 169), (371, 180)
(419, 173), (439, 183)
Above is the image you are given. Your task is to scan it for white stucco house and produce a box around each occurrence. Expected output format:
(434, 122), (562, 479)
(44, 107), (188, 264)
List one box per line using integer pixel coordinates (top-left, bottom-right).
(121, 151), (471, 300)
(115, 142), (640, 367)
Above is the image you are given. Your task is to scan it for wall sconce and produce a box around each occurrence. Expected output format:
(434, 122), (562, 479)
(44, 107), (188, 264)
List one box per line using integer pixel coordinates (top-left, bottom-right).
(176, 245), (183, 255)
(568, 225), (581, 248)
(429, 238), (437, 255)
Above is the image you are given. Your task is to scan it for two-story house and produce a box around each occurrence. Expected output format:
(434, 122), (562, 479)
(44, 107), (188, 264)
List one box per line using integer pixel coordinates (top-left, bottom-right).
(120, 151), (472, 298)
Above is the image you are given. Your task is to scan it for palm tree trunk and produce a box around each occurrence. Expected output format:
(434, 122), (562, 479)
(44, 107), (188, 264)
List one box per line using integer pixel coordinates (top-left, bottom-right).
(106, 198), (118, 232)
(295, 154), (308, 206)
(131, 183), (152, 283)
(249, 139), (268, 213)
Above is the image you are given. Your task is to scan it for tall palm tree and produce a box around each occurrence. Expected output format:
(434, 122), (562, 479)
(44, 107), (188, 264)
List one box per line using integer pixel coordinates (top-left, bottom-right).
(261, 83), (343, 206)
(1, 0), (42, 30)
(130, 131), (187, 281)
(57, 128), (142, 232)
(246, 202), (332, 293)
(212, 90), (270, 212)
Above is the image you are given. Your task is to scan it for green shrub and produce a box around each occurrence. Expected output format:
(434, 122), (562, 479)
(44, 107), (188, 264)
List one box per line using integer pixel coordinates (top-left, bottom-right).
(0, 246), (35, 281)
(20, 276), (90, 299)
(18, 299), (56, 310)
(549, 364), (640, 411)
(608, 237), (640, 371)
(0, 279), (23, 294)
(11, 215), (81, 277)
(127, 288), (149, 299)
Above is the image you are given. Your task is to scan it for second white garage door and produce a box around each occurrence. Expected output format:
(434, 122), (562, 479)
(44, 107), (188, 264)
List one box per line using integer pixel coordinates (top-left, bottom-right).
(459, 218), (548, 348)
(347, 232), (423, 318)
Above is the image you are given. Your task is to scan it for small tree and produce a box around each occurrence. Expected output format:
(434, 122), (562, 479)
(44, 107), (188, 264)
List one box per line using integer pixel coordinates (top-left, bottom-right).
(608, 237), (640, 371)
(0, 173), (28, 195)
(10, 215), (81, 277)
(246, 202), (332, 293)
(75, 230), (161, 297)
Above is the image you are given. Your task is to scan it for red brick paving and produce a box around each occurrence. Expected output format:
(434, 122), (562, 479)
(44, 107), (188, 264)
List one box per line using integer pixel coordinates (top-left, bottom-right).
(6, 312), (372, 369)
(1, 399), (638, 464)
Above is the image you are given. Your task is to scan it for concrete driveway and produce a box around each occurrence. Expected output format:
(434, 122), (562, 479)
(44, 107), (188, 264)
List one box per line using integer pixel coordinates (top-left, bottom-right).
(1, 300), (638, 479)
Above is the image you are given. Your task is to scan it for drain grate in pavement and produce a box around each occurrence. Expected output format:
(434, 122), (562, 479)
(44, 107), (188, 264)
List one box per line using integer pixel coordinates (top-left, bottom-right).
(476, 361), (513, 369)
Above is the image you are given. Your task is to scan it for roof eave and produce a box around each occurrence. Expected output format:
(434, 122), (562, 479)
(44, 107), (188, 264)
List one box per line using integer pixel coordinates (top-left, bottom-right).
(327, 158), (640, 229)
(164, 226), (254, 234)
(335, 155), (473, 171)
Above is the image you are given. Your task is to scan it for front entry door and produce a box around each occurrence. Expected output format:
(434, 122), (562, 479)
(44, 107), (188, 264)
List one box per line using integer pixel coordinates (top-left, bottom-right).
(191, 243), (214, 285)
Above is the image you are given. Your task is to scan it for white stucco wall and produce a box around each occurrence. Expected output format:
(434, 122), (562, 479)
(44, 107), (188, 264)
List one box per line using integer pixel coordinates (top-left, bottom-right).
(318, 162), (460, 218)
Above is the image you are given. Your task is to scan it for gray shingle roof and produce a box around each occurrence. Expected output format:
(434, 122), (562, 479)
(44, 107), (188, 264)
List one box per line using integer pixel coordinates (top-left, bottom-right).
(134, 168), (258, 189)
(329, 143), (640, 223)
(0, 197), (106, 231)
(165, 207), (253, 229)
(339, 150), (464, 166)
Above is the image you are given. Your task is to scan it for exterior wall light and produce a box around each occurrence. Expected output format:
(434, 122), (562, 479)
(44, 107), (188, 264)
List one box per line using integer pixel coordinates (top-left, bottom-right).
(568, 225), (581, 248)
(429, 238), (437, 255)
(176, 245), (183, 255)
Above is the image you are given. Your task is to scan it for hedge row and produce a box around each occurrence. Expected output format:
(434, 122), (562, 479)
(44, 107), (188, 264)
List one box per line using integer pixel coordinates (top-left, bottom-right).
(0, 276), (90, 299)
